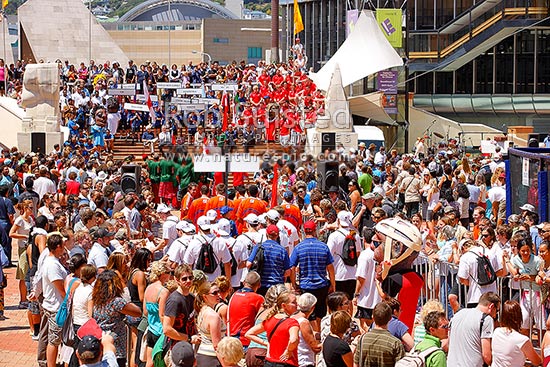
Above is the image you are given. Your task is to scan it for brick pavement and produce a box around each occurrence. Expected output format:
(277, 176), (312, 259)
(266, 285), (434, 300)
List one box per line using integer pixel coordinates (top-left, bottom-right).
(0, 250), (36, 367)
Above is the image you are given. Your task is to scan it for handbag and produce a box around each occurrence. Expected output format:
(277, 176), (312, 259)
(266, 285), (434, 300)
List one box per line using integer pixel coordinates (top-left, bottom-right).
(55, 277), (78, 327)
(61, 302), (76, 347)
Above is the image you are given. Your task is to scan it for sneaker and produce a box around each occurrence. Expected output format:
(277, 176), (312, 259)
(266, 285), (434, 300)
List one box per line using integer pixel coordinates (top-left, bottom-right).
(0, 313), (5, 320)
(31, 333), (39, 341)
(18, 301), (29, 309)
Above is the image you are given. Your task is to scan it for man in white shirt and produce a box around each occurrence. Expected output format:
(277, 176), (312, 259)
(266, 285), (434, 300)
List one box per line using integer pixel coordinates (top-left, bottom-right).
(168, 221), (196, 267)
(327, 211), (361, 300)
(374, 146), (387, 166)
(87, 228), (116, 273)
(34, 167), (57, 199)
(154, 203), (179, 256)
(217, 218), (248, 289)
(40, 233), (68, 367)
(184, 216), (232, 281)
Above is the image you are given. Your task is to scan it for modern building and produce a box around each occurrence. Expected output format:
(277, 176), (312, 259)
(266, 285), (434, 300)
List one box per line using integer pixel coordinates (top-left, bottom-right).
(284, 0), (550, 139)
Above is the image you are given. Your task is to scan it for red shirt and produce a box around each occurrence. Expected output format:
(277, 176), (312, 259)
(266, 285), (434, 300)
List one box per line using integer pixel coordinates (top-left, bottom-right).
(263, 316), (299, 366)
(397, 271), (424, 333)
(227, 289), (264, 346)
(186, 197), (209, 225)
(283, 203), (302, 230)
(249, 91), (262, 106)
(235, 197), (268, 233)
(66, 180), (80, 195)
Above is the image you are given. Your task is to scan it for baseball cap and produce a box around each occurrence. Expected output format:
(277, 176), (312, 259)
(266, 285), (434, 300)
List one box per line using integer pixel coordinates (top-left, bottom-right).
(77, 318), (103, 340)
(217, 218), (231, 236)
(266, 224), (279, 236)
(337, 211), (353, 227)
(258, 214), (267, 225)
(77, 335), (101, 360)
(171, 341), (195, 367)
(206, 209), (218, 221)
(283, 190), (293, 200)
(443, 206), (456, 214)
(156, 204), (171, 213)
(328, 186), (339, 193)
(303, 220), (316, 232)
(219, 206), (233, 215)
(93, 227), (116, 239)
(244, 213), (259, 225)
(362, 193), (375, 200)
(176, 221), (189, 231)
(520, 204), (536, 213)
(266, 209), (280, 221)
(196, 216), (211, 231)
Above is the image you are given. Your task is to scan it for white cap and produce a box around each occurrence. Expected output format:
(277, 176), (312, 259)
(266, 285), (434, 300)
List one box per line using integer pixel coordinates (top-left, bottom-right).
(196, 216), (211, 231)
(258, 213), (267, 225)
(520, 204), (536, 213)
(217, 218), (231, 236)
(176, 221), (195, 233)
(244, 213), (259, 225)
(266, 209), (280, 221)
(156, 204), (171, 213)
(176, 221), (188, 231)
(206, 209), (218, 221)
(337, 211), (353, 228)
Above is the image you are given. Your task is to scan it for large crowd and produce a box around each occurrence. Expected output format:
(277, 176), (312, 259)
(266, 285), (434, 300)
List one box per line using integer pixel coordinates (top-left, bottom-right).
(0, 54), (548, 367)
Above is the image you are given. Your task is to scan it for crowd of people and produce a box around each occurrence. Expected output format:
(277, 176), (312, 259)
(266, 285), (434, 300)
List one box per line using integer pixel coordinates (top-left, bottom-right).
(0, 117), (549, 367)
(0, 51), (548, 367)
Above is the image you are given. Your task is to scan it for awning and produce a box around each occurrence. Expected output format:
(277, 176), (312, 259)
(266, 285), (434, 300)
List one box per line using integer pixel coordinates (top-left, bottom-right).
(348, 92), (396, 125)
(409, 107), (505, 146)
(308, 10), (403, 91)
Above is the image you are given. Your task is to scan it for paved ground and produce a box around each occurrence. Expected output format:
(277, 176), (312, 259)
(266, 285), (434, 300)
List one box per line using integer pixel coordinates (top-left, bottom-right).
(0, 251), (36, 367)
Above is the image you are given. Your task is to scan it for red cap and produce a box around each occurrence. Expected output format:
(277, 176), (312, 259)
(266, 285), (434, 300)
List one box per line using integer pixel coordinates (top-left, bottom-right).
(303, 221), (316, 232)
(266, 224), (279, 236)
(77, 318), (103, 340)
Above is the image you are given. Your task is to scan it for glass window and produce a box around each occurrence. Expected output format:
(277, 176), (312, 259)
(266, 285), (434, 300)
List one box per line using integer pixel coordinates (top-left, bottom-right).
(415, 71), (434, 94)
(455, 62), (473, 94)
(213, 38), (229, 44)
(475, 50), (493, 94)
(516, 30), (535, 93)
(537, 30), (550, 93)
(248, 47), (262, 59)
(495, 36), (514, 93)
(435, 72), (453, 93)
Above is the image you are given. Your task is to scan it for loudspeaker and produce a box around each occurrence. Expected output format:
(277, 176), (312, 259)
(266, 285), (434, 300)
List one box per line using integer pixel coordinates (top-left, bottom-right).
(317, 161), (339, 192)
(121, 164), (142, 194)
(31, 132), (46, 154)
(321, 133), (336, 152)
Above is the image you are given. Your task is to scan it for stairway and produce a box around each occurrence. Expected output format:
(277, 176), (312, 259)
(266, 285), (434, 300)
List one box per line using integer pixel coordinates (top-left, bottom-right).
(408, 4), (547, 72)
(111, 134), (301, 187)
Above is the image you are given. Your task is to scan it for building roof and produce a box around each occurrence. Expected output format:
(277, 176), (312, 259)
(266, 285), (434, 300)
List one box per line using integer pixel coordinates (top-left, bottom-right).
(18, 0), (128, 64)
(118, 0), (239, 22)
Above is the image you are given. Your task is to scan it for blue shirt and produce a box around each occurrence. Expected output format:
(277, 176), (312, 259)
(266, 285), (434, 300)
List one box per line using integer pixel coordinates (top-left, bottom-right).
(290, 238), (334, 290)
(248, 239), (290, 288)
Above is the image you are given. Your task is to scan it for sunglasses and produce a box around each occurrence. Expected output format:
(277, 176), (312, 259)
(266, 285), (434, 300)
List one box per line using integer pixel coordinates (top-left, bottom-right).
(209, 290), (220, 296)
(439, 324), (450, 329)
(373, 216), (382, 219)
(180, 276), (194, 281)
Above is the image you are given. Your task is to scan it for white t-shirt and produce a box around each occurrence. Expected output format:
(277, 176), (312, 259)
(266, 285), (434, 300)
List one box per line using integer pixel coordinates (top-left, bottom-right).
(488, 186), (506, 203)
(167, 235), (193, 265)
(235, 231), (266, 282)
(220, 236), (248, 288)
(356, 247), (381, 309)
(42, 255), (68, 312)
(88, 242), (109, 269)
(278, 219), (299, 251)
(491, 327), (529, 367)
(457, 246), (501, 304)
(162, 216), (179, 254)
(183, 233), (231, 282)
(327, 228), (360, 281)
(33, 177), (57, 199)
(72, 282), (93, 326)
(14, 215), (34, 248)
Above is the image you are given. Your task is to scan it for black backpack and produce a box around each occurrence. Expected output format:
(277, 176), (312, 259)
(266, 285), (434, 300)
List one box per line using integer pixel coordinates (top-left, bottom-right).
(249, 244), (265, 275)
(456, 183), (470, 199)
(472, 249), (497, 286)
(220, 239), (238, 277)
(338, 230), (358, 266)
(196, 236), (217, 274)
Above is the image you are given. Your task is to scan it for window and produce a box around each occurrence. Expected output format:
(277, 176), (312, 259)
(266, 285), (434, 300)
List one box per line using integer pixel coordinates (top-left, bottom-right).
(213, 38), (229, 44)
(248, 47), (262, 59)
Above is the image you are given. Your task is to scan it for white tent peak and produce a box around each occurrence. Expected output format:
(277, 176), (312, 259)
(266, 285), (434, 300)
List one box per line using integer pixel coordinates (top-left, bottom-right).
(309, 10), (403, 91)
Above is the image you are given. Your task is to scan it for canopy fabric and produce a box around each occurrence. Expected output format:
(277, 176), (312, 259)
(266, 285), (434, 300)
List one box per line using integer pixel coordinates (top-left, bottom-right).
(348, 92), (396, 125)
(309, 10), (403, 91)
(409, 107), (504, 146)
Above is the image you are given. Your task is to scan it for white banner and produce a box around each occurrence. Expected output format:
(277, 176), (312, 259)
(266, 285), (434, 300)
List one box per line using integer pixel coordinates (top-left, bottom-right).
(124, 103), (149, 112)
(136, 94), (159, 102)
(211, 84), (239, 91)
(177, 88), (203, 95)
(195, 98), (220, 104)
(108, 89), (135, 96)
(171, 97), (192, 104)
(157, 82), (182, 89)
(179, 104), (207, 110)
(193, 154), (261, 173)
(121, 83), (137, 90)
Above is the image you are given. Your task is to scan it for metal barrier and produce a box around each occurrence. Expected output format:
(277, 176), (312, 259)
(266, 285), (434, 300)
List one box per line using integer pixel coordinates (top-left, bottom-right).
(415, 255), (547, 344)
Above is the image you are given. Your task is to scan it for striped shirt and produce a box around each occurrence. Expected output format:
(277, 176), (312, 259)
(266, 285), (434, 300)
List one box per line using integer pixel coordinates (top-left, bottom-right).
(290, 238), (333, 290)
(248, 239), (290, 288)
(353, 328), (405, 367)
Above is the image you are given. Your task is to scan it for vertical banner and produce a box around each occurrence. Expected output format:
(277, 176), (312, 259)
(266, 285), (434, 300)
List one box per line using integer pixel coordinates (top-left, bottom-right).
(376, 9), (402, 48)
(378, 70), (398, 114)
(346, 9), (359, 38)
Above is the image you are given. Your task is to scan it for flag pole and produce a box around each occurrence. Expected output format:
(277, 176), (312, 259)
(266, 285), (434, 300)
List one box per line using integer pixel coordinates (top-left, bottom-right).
(3, 10), (6, 94)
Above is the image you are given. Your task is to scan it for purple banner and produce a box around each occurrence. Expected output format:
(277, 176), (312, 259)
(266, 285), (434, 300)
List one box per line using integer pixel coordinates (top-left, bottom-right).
(377, 70), (398, 95)
(346, 10), (359, 38)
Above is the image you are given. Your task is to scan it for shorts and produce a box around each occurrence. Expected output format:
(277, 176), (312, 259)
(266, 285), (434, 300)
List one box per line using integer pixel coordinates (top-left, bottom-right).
(301, 285), (329, 320)
(245, 347), (267, 367)
(146, 331), (161, 348)
(16, 247), (29, 280)
(335, 280), (355, 301)
(44, 308), (63, 346)
(355, 306), (373, 320)
(196, 354), (221, 367)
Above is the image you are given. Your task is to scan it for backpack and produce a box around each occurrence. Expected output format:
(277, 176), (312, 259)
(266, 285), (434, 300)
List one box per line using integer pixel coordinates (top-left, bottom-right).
(471, 249), (497, 286)
(249, 244), (265, 275)
(456, 183), (470, 199)
(395, 346), (442, 367)
(338, 230), (358, 266)
(195, 236), (217, 274)
(220, 239), (238, 277)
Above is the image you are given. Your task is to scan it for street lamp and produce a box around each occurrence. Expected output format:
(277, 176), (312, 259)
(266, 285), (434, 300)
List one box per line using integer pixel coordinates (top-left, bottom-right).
(192, 50), (212, 66)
